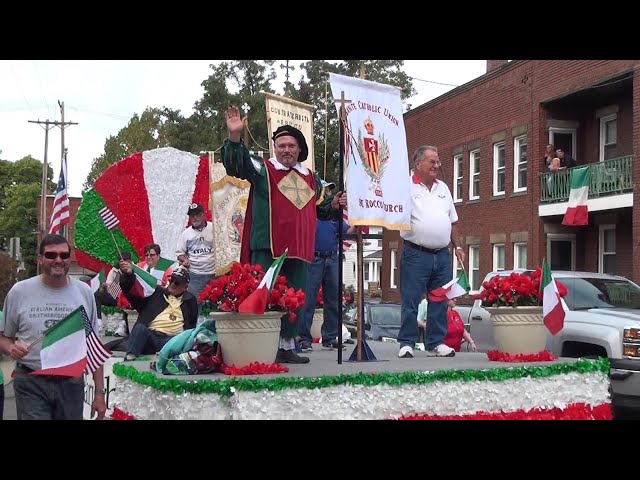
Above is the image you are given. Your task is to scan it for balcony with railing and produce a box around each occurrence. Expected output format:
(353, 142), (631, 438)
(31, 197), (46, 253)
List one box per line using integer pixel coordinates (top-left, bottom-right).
(539, 155), (634, 204)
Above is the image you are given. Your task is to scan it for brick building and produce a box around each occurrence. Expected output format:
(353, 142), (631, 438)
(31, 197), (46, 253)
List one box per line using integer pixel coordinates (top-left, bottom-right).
(382, 60), (638, 302)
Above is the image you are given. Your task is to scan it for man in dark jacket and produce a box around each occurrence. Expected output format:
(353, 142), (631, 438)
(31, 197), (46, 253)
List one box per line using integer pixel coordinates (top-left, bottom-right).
(119, 262), (198, 361)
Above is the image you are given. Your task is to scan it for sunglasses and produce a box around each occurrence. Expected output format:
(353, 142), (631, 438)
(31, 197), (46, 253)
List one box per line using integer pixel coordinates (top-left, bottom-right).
(43, 251), (71, 260)
(145, 253), (158, 258)
(169, 278), (186, 286)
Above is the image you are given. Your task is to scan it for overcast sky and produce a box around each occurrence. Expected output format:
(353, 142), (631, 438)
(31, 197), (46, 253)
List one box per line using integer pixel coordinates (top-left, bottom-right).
(0, 60), (487, 196)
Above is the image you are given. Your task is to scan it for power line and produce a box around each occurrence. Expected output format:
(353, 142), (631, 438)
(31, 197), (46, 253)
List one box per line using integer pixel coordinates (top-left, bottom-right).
(409, 75), (460, 88)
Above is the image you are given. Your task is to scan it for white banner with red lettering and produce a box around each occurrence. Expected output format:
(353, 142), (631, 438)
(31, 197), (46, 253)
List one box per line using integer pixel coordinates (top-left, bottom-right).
(329, 73), (411, 231)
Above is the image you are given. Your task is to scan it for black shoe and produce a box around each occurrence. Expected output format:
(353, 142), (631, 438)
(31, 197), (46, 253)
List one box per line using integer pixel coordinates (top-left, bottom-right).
(299, 340), (313, 352)
(322, 339), (346, 350)
(345, 338), (355, 344)
(276, 349), (310, 364)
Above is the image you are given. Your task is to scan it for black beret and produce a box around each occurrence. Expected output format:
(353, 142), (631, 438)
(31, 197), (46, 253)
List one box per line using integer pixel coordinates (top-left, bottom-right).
(272, 125), (308, 162)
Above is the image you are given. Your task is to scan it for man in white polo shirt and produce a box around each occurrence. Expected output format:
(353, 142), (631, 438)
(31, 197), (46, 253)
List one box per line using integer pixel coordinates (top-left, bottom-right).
(398, 145), (465, 359)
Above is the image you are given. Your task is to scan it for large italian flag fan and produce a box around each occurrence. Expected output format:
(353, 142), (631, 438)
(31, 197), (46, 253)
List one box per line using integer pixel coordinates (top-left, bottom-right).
(74, 147), (210, 273)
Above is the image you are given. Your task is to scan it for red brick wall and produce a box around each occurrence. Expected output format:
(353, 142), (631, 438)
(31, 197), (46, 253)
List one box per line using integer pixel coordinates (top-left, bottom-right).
(382, 60), (640, 301)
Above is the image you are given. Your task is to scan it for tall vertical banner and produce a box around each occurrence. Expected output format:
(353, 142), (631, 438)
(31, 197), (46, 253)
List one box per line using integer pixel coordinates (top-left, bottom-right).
(265, 92), (315, 172)
(210, 161), (251, 275)
(329, 73), (411, 230)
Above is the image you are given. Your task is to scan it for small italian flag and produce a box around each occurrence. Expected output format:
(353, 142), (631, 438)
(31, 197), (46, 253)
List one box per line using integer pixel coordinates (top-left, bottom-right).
(89, 268), (105, 294)
(130, 264), (158, 298)
(541, 258), (566, 335)
(32, 307), (87, 377)
(238, 250), (288, 314)
(562, 166), (590, 226)
(428, 271), (471, 302)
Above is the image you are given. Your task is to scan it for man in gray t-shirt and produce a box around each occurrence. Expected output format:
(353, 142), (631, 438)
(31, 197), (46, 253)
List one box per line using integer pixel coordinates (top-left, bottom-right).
(0, 234), (107, 420)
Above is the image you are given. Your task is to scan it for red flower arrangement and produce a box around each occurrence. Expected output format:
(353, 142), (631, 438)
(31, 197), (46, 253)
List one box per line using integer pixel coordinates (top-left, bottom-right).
(475, 268), (567, 307)
(198, 262), (306, 322)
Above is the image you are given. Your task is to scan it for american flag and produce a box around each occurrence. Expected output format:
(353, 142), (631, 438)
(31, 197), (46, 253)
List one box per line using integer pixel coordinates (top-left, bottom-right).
(81, 306), (111, 375)
(99, 206), (120, 230)
(48, 153), (70, 234)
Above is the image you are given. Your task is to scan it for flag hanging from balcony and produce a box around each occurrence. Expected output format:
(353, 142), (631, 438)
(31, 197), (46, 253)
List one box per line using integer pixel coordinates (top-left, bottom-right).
(48, 153), (70, 234)
(562, 166), (590, 226)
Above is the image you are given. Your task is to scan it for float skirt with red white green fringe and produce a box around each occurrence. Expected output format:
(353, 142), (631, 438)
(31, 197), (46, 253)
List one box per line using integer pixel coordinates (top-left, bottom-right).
(110, 357), (612, 420)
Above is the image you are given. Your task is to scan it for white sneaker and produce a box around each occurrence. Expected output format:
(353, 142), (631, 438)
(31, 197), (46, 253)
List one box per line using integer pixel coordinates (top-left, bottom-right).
(114, 320), (128, 337)
(427, 344), (455, 357)
(398, 345), (414, 358)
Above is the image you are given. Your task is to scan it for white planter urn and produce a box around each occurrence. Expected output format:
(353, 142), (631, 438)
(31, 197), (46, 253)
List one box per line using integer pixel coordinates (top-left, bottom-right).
(211, 311), (282, 367)
(487, 306), (546, 355)
(311, 308), (324, 340)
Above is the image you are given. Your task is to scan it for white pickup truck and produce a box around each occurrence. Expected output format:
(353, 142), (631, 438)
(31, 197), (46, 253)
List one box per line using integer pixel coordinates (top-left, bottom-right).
(456, 270), (640, 416)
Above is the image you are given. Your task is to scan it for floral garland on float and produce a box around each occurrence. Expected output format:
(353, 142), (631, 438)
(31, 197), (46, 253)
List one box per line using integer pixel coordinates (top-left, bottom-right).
(109, 357), (612, 420)
(73, 147), (210, 276)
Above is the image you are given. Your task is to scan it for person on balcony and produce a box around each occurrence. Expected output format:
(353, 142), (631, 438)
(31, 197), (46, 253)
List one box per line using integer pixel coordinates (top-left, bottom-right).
(556, 148), (576, 169)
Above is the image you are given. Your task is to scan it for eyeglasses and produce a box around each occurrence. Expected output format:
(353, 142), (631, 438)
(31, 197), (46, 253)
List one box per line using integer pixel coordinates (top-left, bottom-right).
(145, 253), (158, 258)
(43, 251), (71, 260)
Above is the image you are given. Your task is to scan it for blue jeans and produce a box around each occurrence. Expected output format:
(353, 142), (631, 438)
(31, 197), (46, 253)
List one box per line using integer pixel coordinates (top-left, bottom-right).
(126, 323), (173, 356)
(13, 366), (84, 420)
(188, 273), (214, 315)
(298, 253), (339, 344)
(398, 245), (452, 351)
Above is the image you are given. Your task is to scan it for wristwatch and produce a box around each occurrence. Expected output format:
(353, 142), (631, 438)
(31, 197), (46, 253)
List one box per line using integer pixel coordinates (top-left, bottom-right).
(455, 246), (463, 251)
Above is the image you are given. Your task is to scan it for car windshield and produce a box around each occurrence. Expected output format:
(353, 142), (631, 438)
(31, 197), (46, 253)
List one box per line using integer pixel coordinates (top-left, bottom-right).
(559, 277), (640, 310)
(369, 305), (401, 326)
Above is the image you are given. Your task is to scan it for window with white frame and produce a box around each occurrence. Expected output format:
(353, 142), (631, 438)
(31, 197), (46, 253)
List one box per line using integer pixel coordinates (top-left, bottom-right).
(469, 245), (480, 292)
(513, 135), (527, 192)
(493, 244), (505, 271)
(599, 225), (616, 274)
(390, 249), (398, 288)
(453, 154), (463, 202)
(600, 114), (617, 162)
(493, 142), (506, 195)
(513, 243), (527, 270)
(469, 149), (480, 200)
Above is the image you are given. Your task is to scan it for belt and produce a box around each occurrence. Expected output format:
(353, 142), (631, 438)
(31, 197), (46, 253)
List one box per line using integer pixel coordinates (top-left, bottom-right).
(404, 240), (447, 254)
(315, 251), (337, 258)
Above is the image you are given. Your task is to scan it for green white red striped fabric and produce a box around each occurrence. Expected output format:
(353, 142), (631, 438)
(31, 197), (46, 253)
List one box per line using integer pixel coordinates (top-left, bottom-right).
(74, 147), (210, 275)
(428, 271), (470, 302)
(33, 307), (88, 377)
(238, 250), (288, 314)
(130, 264), (158, 298)
(541, 258), (565, 335)
(562, 166), (590, 226)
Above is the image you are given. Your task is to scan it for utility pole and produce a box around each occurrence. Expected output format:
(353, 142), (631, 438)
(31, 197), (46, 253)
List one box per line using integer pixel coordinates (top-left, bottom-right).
(57, 100), (77, 240)
(29, 115), (77, 265)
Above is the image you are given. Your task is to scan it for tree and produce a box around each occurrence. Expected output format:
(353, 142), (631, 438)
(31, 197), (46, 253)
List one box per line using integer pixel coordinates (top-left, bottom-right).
(83, 61), (279, 190)
(291, 60), (416, 184)
(0, 254), (19, 305)
(195, 60), (277, 155)
(0, 183), (41, 277)
(83, 107), (183, 190)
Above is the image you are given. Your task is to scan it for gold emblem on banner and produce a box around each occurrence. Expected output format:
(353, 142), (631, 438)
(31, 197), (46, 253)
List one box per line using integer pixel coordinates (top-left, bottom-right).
(278, 171), (315, 209)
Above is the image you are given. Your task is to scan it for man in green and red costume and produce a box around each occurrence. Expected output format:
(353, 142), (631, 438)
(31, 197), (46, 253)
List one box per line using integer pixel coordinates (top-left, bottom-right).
(222, 106), (346, 364)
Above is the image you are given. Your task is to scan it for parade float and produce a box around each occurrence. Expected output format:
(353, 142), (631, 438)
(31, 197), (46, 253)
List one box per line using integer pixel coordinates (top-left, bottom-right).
(74, 86), (613, 420)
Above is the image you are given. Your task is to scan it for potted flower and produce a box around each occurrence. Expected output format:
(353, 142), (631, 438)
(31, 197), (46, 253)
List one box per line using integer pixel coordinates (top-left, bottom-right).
(199, 262), (305, 366)
(475, 269), (567, 355)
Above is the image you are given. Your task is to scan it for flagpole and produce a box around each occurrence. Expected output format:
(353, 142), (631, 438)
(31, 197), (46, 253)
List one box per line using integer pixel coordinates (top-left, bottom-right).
(109, 230), (123, 260)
